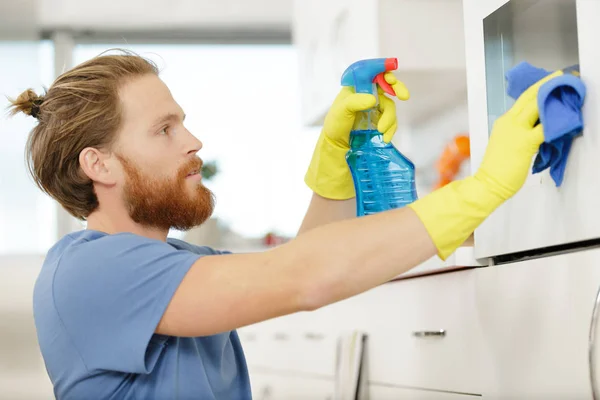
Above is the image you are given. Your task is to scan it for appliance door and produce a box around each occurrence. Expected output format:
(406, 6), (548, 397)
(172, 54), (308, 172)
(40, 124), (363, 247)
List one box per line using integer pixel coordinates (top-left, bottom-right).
(463, 0), (600, 259)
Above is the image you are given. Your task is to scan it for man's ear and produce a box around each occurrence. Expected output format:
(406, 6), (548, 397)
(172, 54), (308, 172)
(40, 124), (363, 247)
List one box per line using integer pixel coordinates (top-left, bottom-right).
(79, 147), (117, 185)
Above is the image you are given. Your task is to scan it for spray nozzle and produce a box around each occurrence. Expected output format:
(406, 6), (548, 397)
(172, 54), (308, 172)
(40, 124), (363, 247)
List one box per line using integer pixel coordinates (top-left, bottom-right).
(341, 58), (398, 97)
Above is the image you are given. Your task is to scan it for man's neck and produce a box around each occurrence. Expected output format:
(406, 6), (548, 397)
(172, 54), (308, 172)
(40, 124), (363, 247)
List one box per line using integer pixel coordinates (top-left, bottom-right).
(86, 210), (169, 242)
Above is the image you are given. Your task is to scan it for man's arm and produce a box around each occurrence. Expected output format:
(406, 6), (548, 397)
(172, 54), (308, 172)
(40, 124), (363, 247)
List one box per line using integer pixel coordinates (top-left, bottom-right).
(157, 67), (551, 339)
(156, 205), (434, 337)
(297, 193), (356, 235)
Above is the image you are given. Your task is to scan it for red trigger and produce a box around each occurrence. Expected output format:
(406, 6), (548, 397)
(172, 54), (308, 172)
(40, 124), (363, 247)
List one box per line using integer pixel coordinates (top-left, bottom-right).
(374, 73), (396, 96)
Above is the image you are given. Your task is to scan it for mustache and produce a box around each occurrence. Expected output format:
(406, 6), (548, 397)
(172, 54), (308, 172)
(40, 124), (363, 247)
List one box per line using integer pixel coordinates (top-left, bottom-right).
(178, 157), (203, 179)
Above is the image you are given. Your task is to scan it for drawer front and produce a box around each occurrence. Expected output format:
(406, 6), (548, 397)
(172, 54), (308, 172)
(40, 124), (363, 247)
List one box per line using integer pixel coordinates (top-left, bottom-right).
(365, 270), (482, 393)
(368, 384), (480, 400)
(249, 371), (334, 400)
(317, 269), (484, 394)
(239, 309), (338, 377)
(241, 269), (483, 393)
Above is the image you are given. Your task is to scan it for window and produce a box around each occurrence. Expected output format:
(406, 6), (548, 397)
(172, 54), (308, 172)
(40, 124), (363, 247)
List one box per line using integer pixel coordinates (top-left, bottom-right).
(74, 44), (316, 240)
(0, 41), (56, 254)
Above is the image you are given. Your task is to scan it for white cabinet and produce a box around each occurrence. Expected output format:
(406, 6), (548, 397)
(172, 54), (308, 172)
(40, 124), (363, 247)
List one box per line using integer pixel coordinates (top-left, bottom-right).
(368, 247), (600, 398)
(474, 247), (600, 399)
(307, 271), (485, 395)
(249, 372), (334, 400)
(239, 310), (338, 377)
(291, 0), (379, 126)
(463, 0), (600, 258)
(242, 270), (484, 394)
(242, 245), (600, 398)
(291, 0), (468, 127)
(359, 273), (483, 394)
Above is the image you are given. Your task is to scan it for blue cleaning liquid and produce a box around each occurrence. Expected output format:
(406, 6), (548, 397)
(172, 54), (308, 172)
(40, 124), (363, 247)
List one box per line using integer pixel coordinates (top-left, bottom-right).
(346, 129), (418, 216)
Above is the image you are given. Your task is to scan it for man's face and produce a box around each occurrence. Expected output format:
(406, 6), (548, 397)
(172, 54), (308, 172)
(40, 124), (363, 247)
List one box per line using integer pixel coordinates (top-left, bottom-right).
(112, 74), (214, 231)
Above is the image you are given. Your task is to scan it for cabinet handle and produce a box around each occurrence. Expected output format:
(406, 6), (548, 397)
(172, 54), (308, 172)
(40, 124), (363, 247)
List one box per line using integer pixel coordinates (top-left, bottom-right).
(413, 329), (446, 337)
(304, 332), (324, 341)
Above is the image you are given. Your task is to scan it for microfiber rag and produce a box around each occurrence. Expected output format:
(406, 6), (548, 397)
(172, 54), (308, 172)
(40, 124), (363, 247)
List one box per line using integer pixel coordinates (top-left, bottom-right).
(505, 61), (586, 186)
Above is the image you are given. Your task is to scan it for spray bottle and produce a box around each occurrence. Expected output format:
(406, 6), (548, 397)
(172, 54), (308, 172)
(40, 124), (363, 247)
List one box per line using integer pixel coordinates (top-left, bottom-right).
(342, 58), (418, 217)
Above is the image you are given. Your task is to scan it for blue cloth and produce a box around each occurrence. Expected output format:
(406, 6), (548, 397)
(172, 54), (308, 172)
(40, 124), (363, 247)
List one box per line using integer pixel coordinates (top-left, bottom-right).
(505, 61), (586, 186)
(33, 230), (251, 400)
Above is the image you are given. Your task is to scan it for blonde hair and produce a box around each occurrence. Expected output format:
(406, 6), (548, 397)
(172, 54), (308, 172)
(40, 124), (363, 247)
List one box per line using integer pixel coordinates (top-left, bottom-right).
(7, 49), (159, 220)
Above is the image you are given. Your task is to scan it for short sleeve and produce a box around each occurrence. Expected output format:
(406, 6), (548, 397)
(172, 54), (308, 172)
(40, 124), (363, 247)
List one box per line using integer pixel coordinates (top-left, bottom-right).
(53, 233), (201, 374)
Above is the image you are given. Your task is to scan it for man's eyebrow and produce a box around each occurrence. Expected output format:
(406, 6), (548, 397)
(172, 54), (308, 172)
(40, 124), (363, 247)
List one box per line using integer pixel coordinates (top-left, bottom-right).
(150, 113), (186, 129)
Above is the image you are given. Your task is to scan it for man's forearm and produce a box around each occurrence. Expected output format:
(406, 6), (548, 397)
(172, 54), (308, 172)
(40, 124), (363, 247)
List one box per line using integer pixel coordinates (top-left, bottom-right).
(279, 205), (437, 310)
(297, 193), (357, 235)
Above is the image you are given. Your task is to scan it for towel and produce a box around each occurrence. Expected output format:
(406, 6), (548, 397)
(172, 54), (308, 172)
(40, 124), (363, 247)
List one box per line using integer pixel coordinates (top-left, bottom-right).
(505, 61), (586, 186)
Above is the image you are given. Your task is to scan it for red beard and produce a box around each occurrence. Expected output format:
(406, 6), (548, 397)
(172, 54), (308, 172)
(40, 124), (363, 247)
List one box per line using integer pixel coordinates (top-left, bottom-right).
(118, 155), (215, 231)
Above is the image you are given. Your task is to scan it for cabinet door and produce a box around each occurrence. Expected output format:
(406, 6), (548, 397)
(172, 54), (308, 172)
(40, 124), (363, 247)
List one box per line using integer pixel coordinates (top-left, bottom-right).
(249, 372), (334, 400)
(291, 0), (379, 126)
(463, 0), (600, 258)
(474, 248), (600, 398)
(362, 271), (483, 394)
(243, 271), (484, 394)
(300, 270), (484, 395)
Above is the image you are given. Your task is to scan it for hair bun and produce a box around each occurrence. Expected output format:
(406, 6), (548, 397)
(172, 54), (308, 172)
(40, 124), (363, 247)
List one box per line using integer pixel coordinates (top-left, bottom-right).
(8, 89), (45, 120)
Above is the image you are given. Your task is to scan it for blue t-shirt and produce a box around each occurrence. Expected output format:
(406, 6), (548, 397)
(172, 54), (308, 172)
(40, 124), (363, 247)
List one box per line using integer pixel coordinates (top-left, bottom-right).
(33, 230), (251, 400)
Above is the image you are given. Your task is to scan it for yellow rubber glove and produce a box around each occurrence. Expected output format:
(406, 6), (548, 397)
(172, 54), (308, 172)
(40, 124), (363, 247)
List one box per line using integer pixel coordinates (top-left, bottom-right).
(304, 73), (410, 200)
(408, 71), (563, 260)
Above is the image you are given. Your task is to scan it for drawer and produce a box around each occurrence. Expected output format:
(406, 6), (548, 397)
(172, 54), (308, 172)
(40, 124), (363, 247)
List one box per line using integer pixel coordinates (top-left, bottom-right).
(368, 384), (480, 400)
(248, 371), (334, 400)
(368, 270), (482, 393)
(239, 310), (338, 377)
(319, 269), (484, 394)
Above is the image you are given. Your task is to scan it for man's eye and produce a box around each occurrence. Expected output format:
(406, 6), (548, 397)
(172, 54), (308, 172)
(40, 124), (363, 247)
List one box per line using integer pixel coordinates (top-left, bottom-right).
(159, 126), (169, 135)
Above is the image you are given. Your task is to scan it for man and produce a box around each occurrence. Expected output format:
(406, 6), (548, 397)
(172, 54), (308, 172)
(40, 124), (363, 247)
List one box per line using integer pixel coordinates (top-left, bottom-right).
(9, 49), (550, 399)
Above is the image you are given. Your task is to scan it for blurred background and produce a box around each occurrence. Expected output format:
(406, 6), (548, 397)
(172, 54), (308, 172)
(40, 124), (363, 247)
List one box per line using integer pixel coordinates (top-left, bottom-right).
(0, 0), (471, 398)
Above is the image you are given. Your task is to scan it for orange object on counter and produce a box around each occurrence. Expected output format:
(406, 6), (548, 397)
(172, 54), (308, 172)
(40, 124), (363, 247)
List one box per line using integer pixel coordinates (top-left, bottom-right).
(434, 134), (470, 189)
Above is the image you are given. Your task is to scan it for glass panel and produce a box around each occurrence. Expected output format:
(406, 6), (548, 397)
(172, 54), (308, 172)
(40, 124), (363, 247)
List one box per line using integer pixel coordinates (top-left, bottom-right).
(73, 44), (315, 243)
(0, 41), (56, 254)
(483, 0), (579, 134)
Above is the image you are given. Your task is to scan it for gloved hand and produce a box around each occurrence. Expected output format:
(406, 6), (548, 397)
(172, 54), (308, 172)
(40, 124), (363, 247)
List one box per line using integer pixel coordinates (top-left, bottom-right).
(408, 71), (562, 260)
(304, 73), (410, 200)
